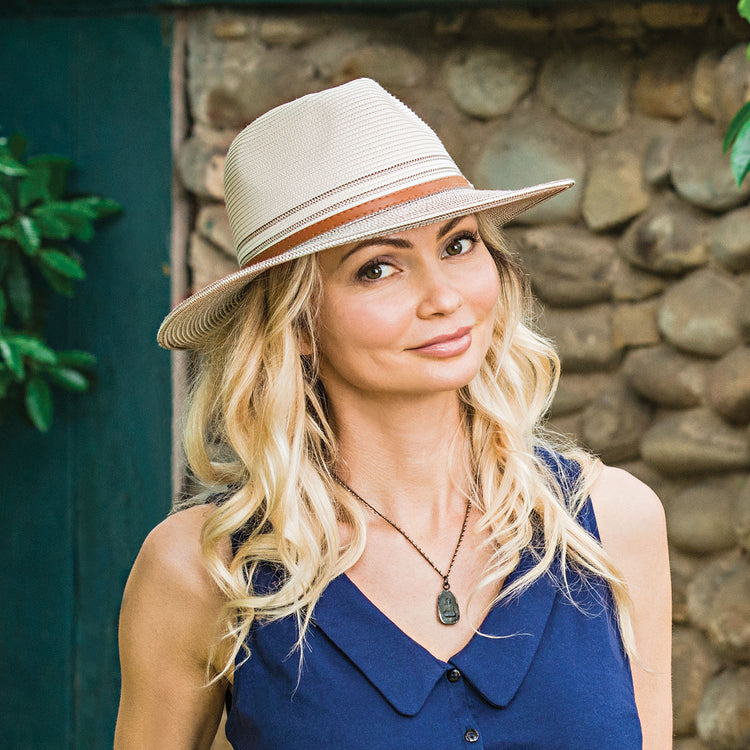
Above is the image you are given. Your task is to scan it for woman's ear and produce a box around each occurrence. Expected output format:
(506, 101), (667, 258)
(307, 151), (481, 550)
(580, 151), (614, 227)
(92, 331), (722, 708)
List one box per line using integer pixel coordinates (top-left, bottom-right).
(298, 327), (313, 357)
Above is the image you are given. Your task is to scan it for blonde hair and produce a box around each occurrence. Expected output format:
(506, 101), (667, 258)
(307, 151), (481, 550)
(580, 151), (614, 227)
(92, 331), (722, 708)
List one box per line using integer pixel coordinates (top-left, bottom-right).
(182, 215), (635, 681)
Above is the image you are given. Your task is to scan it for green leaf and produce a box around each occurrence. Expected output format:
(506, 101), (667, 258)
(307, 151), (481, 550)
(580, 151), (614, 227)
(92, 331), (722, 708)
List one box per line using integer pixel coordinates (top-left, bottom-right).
(71, 217), (94, 242)
(15, 216), (41, 255)
(0, 288), (5, 325)
(38, 263), (74, 297)
(0, 186), (13, 223)
(57, 349), (97, 368)
(0, 338), (24, 379)
(33, 201), (94, 241)
(730, 116), (750, 186)
(739, 0), (750, 22)
(64, 197), (99, 219)
(27, 155), (72, 201)
(33, 209), (71, 240)
(39, 248), (85, 280)
(5, 249), (32, 324)
(45, 365), (89, 392)
(7, 334), (57, 365)
(723, 100), (750, 151)
(8, 134), (26, 161)
(18, 161), (51, 209)
(74, 195), (122, 219)
(0, 149), (28, 177)
(25, 375), (52, 431)
(41, 200), (95, 218)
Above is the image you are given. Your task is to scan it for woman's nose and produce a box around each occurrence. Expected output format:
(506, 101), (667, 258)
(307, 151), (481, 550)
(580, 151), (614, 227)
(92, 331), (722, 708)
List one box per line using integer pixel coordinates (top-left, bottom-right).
(414, 264), (464, 318)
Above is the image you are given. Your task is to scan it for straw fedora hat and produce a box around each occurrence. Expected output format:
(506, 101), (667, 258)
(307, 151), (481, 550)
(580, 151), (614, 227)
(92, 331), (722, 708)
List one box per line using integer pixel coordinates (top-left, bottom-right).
(158, 77), (573, 350)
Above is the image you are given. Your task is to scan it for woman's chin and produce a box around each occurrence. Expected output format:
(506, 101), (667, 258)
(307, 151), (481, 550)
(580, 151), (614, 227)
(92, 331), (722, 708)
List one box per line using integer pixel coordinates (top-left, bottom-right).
(394, 365), (483, 397)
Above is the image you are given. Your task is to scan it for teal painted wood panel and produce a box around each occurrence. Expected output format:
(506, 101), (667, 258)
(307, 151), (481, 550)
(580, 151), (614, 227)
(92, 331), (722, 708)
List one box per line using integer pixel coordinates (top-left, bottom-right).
(0, 13), (172, 749)
(0, 20), (79, 750)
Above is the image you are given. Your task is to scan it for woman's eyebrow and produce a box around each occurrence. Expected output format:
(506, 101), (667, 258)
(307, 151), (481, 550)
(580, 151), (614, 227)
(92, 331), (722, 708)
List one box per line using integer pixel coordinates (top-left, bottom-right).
(337, 237), (409, 266)
(337, 216), (468, 267)
(436, 215), (465, 239)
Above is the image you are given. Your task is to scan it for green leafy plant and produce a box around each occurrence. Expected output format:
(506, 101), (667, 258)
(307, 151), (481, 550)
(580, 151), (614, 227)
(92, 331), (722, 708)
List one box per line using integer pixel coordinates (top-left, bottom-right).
(724, 0), (750, 185)
(0, 133), (121, 431)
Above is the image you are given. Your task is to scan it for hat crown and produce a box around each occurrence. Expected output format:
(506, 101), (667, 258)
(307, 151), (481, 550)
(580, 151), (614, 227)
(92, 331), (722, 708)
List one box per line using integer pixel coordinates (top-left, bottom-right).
(223, 78), (463, 267)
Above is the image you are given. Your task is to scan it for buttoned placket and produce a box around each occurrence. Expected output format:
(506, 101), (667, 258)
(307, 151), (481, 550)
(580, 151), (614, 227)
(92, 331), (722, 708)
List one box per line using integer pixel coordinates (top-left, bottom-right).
(443, 664), (485, 749)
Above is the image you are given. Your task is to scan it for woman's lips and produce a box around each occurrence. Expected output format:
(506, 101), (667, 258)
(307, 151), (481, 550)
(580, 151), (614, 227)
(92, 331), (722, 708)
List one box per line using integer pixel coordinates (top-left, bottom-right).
(409, 326), (473, 357)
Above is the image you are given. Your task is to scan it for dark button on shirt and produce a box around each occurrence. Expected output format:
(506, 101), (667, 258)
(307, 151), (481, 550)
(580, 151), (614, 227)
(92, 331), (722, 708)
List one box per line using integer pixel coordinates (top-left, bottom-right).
(447, 668), (461, 683)
(464, 728), (480, 743)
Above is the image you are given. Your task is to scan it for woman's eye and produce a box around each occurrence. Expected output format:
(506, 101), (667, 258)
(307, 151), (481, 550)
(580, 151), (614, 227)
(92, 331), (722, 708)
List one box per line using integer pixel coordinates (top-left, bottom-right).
(443, 235), (476, 257)
(359, 261), (394, 281)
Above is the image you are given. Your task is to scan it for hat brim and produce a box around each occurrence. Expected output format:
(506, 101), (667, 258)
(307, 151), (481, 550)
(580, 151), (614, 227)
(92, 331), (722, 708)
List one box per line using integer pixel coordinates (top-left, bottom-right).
(158, 179), (574, 350)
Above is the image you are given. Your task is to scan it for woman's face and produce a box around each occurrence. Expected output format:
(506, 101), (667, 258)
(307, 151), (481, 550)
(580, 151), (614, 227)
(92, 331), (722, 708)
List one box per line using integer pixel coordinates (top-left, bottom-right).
(314, 214), (501, 401)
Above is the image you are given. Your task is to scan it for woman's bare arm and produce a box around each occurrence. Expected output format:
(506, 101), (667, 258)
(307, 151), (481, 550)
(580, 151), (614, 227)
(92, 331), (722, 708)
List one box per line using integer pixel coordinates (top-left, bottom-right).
(590, 466), (673, 750)
(114, 505), (230, 750)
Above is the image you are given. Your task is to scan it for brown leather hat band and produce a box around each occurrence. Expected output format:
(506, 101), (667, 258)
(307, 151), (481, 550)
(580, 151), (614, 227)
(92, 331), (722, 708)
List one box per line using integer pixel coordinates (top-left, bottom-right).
(242, 175), (471, 268)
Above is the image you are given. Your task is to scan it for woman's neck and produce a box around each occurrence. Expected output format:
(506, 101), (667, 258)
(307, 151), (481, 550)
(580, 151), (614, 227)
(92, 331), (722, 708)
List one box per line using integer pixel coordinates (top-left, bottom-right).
(330, 390), (471, 524)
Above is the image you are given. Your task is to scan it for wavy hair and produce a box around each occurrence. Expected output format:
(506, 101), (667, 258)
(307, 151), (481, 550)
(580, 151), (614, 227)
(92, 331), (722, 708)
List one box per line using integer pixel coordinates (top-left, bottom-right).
(182, 215), (635, 682)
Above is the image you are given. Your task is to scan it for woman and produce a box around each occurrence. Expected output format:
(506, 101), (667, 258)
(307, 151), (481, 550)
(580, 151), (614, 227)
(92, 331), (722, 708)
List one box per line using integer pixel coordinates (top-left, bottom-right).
(115, 78), (672, 749)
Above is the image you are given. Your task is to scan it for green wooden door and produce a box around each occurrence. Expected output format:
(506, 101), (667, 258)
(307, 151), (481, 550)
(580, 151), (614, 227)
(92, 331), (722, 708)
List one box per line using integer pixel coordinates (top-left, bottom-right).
(0, 11), (173, 749)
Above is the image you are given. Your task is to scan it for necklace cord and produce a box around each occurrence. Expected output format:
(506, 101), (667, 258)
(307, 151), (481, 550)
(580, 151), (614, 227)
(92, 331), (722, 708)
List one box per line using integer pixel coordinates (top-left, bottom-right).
(331, 474), (472, 585)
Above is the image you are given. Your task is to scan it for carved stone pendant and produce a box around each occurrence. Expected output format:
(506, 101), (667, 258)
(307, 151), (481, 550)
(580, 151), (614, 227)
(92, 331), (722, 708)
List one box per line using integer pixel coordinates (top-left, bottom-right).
(437, 589), (460, 625)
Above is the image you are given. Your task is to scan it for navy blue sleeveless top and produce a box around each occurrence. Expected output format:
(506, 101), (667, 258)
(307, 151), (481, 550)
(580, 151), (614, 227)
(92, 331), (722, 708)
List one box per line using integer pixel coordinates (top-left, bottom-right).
(224, 452), (642, 748)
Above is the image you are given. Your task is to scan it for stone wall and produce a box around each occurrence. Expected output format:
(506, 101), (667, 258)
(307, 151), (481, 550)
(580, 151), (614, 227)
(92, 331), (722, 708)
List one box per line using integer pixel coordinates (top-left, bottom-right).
(175, 4), (750, 747)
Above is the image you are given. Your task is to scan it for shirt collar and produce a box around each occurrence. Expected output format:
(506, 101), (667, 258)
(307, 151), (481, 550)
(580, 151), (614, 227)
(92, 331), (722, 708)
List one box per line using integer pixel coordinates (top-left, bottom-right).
(311, 549), (557, 715)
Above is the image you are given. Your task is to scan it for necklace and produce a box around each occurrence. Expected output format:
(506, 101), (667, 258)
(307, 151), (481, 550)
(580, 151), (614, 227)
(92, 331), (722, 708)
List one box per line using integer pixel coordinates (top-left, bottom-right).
(332, 474), (472, 626)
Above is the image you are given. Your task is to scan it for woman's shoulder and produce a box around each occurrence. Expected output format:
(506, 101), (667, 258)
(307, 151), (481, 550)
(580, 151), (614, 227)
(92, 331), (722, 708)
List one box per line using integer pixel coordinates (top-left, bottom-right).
(536, 445), (664, 532)
(589, 465), (665, 545)
(588, 465), (668, 596)
(136, 505), (226, 587)
(122, 505), (231, 642)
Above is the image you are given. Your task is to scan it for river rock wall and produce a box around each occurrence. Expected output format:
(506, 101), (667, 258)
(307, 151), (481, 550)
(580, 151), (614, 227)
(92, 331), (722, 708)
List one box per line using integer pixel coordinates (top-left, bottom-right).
(175, 4), (750, 747)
